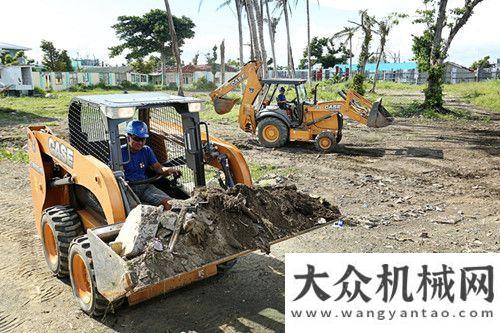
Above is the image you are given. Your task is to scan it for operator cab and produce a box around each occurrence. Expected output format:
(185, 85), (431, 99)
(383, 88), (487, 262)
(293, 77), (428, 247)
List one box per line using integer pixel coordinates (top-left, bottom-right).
(256, 78), (310, 127)
(67, 92), (216, 216)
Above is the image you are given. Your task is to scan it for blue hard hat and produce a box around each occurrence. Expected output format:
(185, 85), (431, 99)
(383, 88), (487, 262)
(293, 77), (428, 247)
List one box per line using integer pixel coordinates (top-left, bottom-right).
(126, 120), (149, 138)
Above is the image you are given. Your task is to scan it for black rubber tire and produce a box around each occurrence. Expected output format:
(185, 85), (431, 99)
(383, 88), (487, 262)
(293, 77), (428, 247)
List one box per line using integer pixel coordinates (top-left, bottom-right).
(314, 131), (337, 153)
(257, 117), (289, 148)
(41, 205), (83, 277)
(68, 236), (124, 317)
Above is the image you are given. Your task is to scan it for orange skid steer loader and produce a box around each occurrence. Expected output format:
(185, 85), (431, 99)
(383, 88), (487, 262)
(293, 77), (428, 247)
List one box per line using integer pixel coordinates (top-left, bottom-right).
(27, 93), (325, 315)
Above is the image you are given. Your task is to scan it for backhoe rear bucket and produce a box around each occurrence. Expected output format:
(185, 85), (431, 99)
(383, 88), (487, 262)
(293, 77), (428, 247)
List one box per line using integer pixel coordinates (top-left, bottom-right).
(367, 98), (394, 128)
(214, 97), (237, 115)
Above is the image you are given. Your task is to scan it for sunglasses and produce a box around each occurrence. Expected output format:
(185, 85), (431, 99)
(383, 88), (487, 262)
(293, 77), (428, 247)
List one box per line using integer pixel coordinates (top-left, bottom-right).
(130, 135), (146, 142)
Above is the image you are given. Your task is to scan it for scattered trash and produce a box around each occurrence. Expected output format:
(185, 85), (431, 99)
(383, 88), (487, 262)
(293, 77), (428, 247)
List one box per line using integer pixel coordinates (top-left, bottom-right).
(153, 238), (164, 252)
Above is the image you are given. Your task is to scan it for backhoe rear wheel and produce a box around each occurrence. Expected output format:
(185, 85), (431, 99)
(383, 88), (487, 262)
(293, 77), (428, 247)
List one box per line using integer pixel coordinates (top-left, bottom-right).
(41, 206), (83, 277)
(257, 117), (288, 148)
(69, 236), (124, 316)
(314, 131), (337, 153)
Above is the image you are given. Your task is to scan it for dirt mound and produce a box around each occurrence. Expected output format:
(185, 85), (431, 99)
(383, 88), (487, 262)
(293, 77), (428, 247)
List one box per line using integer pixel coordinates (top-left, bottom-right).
(127, 183), (340, 289)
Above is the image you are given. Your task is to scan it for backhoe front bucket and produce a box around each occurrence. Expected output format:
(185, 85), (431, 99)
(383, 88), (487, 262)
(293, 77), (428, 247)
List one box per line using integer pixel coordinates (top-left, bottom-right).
(214, 97), (237, 115)
(367, 98), (394, 128)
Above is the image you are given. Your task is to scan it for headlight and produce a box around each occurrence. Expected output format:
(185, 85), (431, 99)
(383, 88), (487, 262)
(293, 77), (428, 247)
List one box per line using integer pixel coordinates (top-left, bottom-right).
(188, 102), (202, 112)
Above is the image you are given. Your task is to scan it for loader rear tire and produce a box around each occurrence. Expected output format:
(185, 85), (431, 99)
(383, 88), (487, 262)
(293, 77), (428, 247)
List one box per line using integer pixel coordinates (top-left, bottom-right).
(314, 131), (337, 153)
(69, 236), (124, 317)
(41, 206), (83, 277)
(257, 117), (288, 148)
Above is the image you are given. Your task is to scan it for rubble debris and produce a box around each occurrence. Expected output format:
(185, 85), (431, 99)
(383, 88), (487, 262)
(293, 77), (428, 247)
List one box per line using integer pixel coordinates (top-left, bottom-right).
(126, 183), (340, 289)
(113, 205), (163, 258)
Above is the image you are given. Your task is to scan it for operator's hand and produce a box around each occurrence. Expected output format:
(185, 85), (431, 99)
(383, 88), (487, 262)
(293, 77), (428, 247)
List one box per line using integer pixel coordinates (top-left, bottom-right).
(163, 168), (182, 178)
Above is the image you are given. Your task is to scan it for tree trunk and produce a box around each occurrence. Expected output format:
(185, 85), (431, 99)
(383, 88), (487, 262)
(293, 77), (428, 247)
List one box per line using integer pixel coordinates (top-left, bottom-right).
(265, 0), (277, 77)
(235, 0), (244, 67)
(370, 34), (386, 93)
(245, 0), (260, 62)
(306, 0), (311, 82)
(283, 0), (295, 77)
(160, 51), (166, 86)
(221, 39), (225, 83)
(253, 0), (267, 76)
(348, 35), (352, 79)
(164, 0), (184, 96)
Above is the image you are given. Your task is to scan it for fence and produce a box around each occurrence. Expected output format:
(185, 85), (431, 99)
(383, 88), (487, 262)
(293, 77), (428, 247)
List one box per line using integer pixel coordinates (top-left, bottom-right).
(269, 66), (499, 85)
(31, 71), (150, 91)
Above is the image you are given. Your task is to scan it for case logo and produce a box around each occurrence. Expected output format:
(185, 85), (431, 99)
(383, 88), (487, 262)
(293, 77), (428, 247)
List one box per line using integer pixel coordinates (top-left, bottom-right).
(48, 138), (74, 168)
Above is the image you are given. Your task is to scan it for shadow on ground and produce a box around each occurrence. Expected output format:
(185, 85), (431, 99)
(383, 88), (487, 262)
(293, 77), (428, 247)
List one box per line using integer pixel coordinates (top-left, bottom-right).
(0, 107), (57, 127)
(98, 253), (285, 333)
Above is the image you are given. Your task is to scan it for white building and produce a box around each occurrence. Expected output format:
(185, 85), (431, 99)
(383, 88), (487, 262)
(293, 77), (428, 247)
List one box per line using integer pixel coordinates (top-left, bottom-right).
(0, 42), (34, 94)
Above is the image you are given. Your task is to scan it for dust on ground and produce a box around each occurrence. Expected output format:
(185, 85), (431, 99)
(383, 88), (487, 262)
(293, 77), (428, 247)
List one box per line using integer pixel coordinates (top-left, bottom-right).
(0, 106), (499, 332)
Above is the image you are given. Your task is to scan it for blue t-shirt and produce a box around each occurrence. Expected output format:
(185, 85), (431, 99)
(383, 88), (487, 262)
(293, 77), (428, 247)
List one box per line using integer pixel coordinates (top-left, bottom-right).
(121, 145), (158, 181)
(277, 93), (286, 103)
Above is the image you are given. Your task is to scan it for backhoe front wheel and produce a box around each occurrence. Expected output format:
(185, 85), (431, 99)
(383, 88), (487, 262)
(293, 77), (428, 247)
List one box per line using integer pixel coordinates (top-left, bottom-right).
(41, 206), (83, 277)
(314, 131), (337, 153)
(257, 117), (288, 148)
(69, 236), (123, 316)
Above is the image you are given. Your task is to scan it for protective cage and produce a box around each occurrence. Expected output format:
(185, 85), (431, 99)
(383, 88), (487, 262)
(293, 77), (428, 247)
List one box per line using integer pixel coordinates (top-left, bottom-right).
(145, 106), (196, 194)
(69, 101), (111, 165)
(68, 98), (205, 196)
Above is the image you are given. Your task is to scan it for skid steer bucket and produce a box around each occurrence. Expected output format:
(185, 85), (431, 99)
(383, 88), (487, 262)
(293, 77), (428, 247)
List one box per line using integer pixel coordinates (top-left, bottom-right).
(87, 219), (334, 305)
(214, 97), (237, 115)
(367, 98), (394, 128)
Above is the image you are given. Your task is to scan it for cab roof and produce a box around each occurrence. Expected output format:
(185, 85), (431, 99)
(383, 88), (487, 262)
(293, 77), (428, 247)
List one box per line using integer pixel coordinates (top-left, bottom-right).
(71, 92), (203, 119)
(72, 92), (202, 108)
(261, 78), (307, 85)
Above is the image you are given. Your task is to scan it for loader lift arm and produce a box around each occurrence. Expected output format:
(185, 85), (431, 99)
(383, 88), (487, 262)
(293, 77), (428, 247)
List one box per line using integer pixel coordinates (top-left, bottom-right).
(209, 60), (263, 133)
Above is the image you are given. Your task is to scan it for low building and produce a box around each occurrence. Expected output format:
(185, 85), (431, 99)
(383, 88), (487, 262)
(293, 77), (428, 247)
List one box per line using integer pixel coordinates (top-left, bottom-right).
(0, 42), (34, 94)
(152, 64), (239, 86)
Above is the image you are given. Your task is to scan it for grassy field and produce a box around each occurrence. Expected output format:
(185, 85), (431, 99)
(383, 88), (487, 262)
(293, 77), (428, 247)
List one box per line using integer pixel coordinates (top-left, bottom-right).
(0, 80), (498, 163)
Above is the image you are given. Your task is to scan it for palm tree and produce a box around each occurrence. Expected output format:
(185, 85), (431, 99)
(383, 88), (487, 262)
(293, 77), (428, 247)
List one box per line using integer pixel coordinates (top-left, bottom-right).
(306, 0), (311, 82)
(332, 26), (357, 78)
(200, 0), (245, 68)
(276, 0), (295, 77)
(370, 13), (405, 93)
(164, 0), (184, 96)
(265, 0), (278, 76)
(244, 0), (262, 65)
(252, 0), (268, 76)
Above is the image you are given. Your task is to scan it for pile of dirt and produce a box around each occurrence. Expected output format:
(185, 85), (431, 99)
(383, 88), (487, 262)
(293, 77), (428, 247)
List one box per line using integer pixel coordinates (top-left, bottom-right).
(127, 183), (340, 289)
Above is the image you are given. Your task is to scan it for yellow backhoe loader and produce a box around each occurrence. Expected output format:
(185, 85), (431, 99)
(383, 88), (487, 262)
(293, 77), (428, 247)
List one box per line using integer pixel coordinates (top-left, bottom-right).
(27, 92), (334, 316)
(210, 61), (394, 152)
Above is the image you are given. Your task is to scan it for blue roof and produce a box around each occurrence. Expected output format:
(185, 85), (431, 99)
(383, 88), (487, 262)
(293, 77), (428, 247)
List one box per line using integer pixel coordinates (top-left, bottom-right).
(334, 62), (417, 71)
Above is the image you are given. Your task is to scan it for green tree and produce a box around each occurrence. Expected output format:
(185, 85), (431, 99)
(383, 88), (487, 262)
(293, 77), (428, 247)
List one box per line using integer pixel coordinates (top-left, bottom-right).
(40, 40), (73, 72)
(370, 13), (406, 93)
(470, 55), (492, 70)
(130, 56), (161, 74)
(412, 0), (484, 111)
(109, 9), (195, 85)
(205, 45), (218, 79)
(299, 37), (350, 69)
(352, 10), (374, 95)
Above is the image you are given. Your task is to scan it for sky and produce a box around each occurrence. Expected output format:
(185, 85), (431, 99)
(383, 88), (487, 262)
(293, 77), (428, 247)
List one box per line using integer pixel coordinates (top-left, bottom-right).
(1, 0), (499, 68)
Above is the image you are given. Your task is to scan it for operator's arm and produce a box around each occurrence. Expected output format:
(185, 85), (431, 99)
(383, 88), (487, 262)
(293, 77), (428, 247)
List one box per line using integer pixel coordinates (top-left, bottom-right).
(146, 146), (181, 177)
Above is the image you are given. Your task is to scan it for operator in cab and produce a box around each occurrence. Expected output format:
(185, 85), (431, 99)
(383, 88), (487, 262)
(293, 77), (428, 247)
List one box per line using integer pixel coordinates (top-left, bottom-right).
(277, 86), (293, 119)
(121, 120), (180, 211)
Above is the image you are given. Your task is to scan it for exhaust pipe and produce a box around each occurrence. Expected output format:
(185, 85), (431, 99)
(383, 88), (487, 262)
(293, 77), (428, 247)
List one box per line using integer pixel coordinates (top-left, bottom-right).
(213, 97), (237, 115)
(367, 98), (394, 128)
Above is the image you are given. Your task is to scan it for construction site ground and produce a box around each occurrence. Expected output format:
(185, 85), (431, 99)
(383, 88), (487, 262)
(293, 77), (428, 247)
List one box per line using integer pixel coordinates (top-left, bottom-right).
(0, 96), (499, 332)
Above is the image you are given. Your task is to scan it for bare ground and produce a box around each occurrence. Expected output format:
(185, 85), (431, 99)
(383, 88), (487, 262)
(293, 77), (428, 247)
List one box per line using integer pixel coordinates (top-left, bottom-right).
(0, 111), (499, 332)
